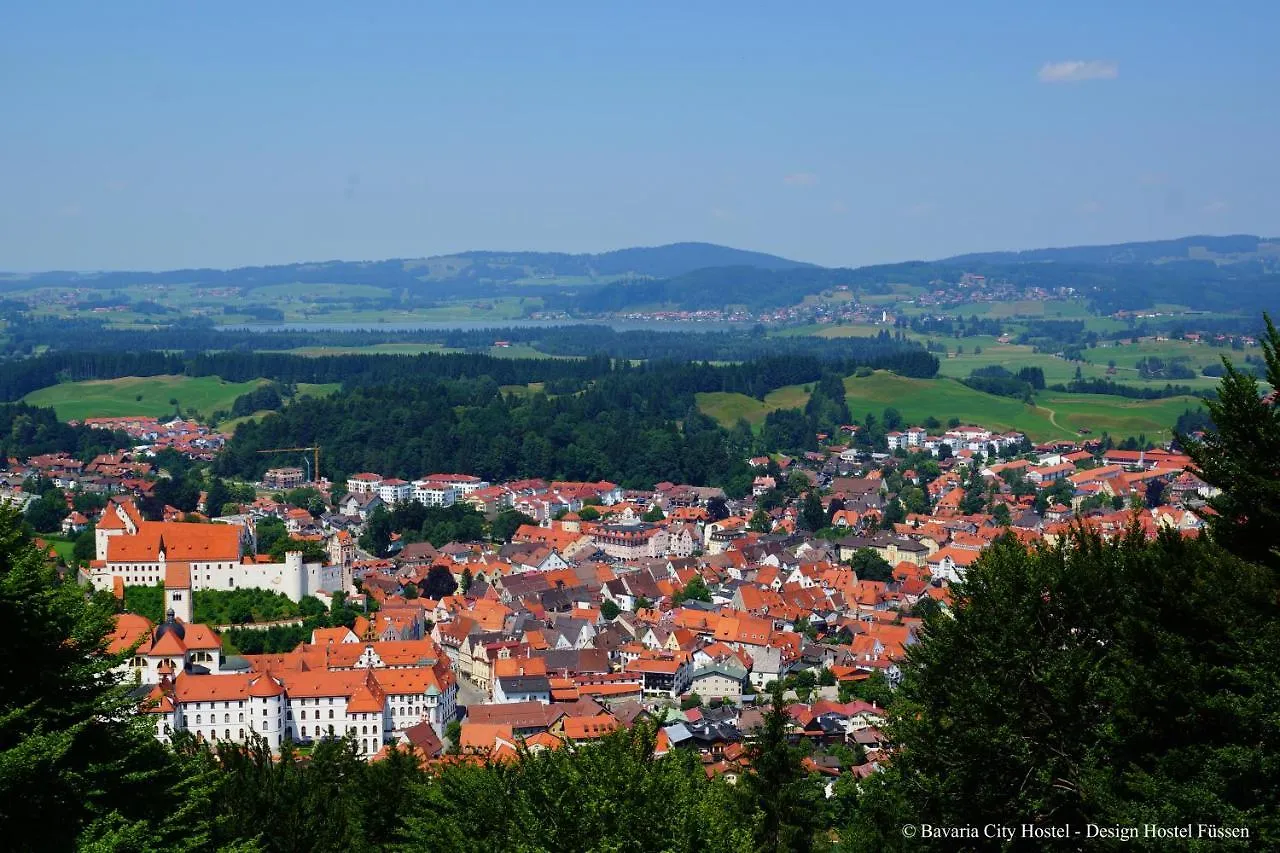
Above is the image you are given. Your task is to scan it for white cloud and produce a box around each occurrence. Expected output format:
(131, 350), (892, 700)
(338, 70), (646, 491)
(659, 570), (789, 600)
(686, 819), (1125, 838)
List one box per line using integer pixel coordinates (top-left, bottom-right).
(1037, 60), (1119, 83)
(783, 172), (818, 187)
(1203, 200), (1229, 215)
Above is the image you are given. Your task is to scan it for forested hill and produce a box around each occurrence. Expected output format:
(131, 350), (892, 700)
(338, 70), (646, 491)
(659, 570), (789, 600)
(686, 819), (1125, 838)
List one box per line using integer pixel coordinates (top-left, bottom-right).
(0, 242), (810, 292)
(214, 356), (880, 491)
(944, 233), (1280, 266)
(453, 242), (813, 276)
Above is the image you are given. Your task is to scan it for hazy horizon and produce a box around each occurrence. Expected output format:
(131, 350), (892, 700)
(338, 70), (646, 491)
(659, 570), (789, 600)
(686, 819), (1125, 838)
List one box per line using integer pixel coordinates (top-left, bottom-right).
(4, 2), (1278, 271)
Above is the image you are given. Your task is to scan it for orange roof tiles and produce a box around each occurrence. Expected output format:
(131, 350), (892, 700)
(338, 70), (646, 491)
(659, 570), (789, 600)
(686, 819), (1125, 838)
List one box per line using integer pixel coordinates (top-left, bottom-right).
(106, 521), (241, 563)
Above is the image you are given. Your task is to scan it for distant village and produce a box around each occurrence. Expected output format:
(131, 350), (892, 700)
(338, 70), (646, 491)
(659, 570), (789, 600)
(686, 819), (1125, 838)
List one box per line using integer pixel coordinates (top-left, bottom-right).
(4, 413), (1216, 782)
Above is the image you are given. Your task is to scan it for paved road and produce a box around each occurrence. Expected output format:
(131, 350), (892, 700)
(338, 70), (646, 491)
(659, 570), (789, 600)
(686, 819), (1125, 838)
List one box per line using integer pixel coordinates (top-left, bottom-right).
(454, 674), (488, 715)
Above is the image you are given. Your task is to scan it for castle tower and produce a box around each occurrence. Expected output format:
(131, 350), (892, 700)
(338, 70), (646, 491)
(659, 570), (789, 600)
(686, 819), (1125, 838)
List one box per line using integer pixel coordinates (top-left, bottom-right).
(248, 675), (286, 753)
(163, 563), (193, 624)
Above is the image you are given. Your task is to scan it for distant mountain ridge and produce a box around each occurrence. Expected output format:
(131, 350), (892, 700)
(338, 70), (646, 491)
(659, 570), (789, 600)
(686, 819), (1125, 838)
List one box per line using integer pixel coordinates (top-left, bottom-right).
(944, 234), (1280, 266)
(3, 234), (1277, 317)
(1, 242), (811, 289)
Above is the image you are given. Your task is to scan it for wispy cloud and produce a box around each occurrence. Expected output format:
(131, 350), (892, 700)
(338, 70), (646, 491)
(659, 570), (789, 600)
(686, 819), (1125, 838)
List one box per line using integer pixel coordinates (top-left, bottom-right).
(1203, 200), (1229, 215)
(783, 172), (818, 187)
(1038, 60), (1119, 83)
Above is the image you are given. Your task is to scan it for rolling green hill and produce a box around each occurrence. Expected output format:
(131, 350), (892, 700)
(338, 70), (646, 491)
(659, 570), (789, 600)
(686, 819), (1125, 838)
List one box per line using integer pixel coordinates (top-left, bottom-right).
(696, 370), (1203, 443)
(23, 375), (270, 422)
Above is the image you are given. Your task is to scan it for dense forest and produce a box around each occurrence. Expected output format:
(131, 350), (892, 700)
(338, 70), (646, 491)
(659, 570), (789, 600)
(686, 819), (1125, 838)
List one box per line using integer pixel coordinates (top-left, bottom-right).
(215, 364), (763, 492)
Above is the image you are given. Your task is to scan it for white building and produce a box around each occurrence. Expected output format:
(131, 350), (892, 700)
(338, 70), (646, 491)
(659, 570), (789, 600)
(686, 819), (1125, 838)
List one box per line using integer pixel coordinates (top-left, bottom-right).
(377, 478), (413, 506)
(346, 473), (382, 495)
(124, 616), (459, 759)
(90, 499), (350, 602)
(412, 479), (458, 507)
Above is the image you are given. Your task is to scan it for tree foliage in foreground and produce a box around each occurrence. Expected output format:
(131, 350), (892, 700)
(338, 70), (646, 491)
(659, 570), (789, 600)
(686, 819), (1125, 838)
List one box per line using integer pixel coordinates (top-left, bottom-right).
(843, 528), (1280, 851)
(1182, 312), (1280, 571)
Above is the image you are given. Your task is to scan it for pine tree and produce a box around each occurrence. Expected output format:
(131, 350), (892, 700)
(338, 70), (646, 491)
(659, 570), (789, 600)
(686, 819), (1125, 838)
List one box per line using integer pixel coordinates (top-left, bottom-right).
(844, 528), (1280, 850)
(800, 490), (825, 532)
(1182, 313), (1280, 570)
(742, 684), (823, 853)
(0, 505), (182, 851)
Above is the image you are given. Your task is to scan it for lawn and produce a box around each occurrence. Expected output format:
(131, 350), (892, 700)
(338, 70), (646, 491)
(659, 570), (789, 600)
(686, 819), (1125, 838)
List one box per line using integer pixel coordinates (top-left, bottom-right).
(24, 375), (270, 422)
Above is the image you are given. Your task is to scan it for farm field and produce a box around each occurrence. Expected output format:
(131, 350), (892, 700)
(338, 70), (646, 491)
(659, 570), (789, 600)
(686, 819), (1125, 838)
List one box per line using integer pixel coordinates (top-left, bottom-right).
(841, 373), (1200, 442)
(23, 375), (270, 422)
(698, 370), (1203, 443)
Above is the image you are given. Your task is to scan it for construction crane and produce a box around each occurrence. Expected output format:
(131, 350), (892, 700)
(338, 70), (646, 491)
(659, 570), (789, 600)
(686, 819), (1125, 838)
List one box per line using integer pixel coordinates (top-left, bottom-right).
(256, 446), (321, 483)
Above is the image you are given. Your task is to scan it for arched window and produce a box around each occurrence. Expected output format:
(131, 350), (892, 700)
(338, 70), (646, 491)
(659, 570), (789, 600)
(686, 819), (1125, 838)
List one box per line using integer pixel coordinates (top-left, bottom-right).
(239, 729), (244, 739)
(195, 714), (201, 725)
(362, 725), (367, 735)
(328, 710), (334, 719)
(224, 713), (230, 724)
(301, 710), (307, 720)
(225, 729), (231, 741)
(301, 726), (307, 736)
(238, 713), (244, 722)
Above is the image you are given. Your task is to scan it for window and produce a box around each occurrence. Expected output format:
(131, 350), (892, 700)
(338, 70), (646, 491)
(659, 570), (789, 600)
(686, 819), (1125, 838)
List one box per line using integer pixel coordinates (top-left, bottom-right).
(238, 713), (244, 722)
(300, 710), (306, 720)
(195, 714), (201, 725)
(239, 729), (244, 739)
(328, 710), (333, 719)
(301, 726), (307, 736)
(362, 726), (367, 735)
(225, 729), (231, 741)
(224, 713), (230, 724)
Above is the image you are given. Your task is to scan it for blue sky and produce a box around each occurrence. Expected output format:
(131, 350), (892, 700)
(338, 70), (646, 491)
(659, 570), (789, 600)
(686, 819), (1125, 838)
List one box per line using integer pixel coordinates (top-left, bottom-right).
(2, 1), (1278, 270)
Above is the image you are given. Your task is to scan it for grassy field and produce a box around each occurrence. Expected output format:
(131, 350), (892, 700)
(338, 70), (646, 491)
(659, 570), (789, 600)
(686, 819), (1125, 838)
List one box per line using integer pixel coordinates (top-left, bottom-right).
(695, 383), (813, 428)
(23, 375), (270, 422)
(697, 370), (1203, 442)
(841, 373), (1200, 442)
(38, 535), (76, 563)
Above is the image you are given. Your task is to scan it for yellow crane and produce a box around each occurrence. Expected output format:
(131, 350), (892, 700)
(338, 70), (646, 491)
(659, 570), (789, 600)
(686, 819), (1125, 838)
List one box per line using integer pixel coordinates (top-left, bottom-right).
(256, 445), (321, 483)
